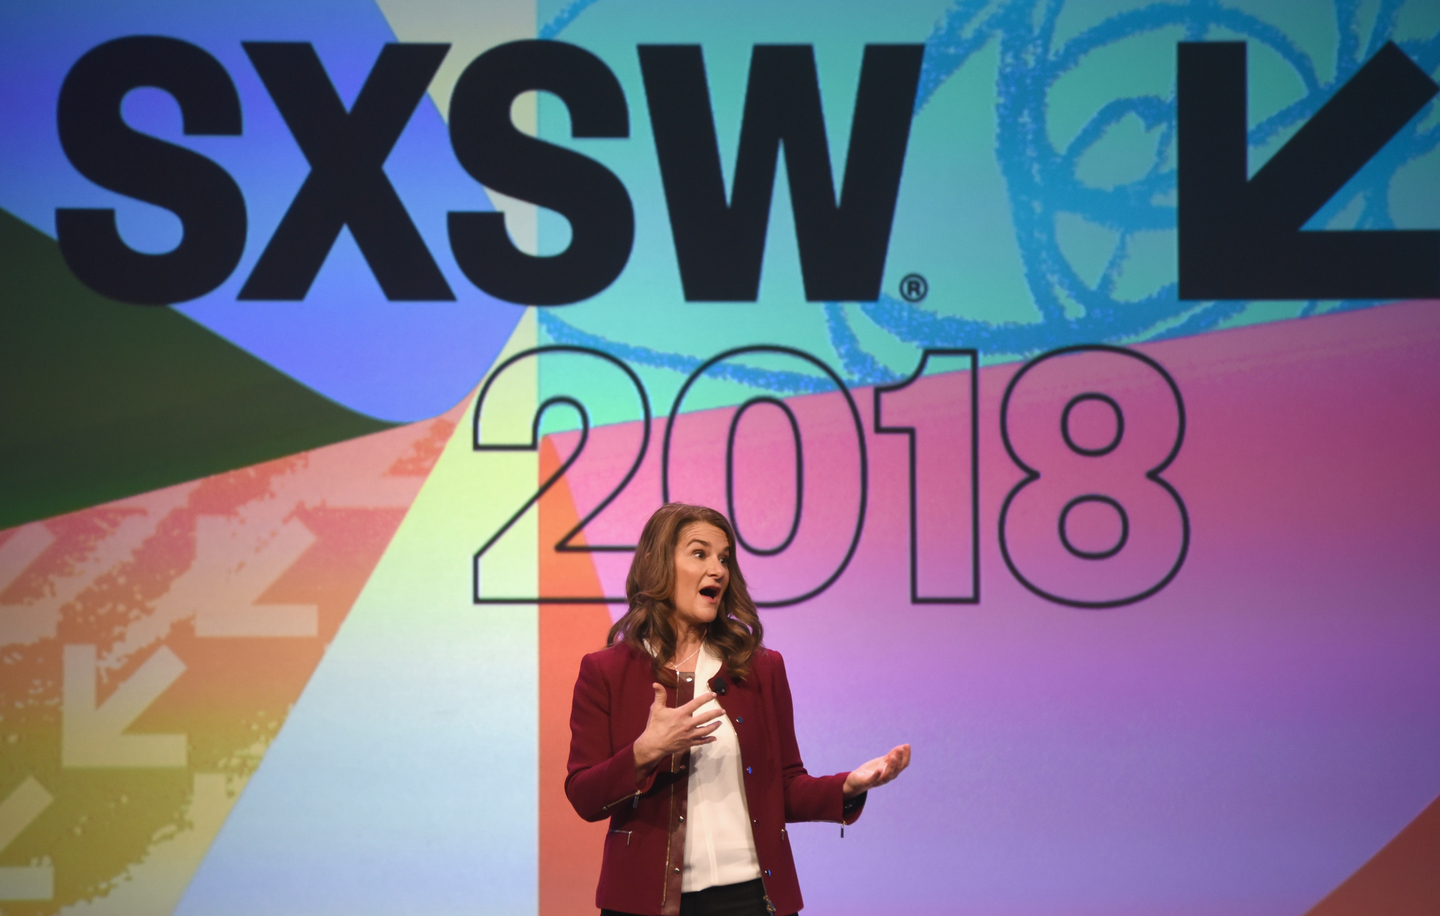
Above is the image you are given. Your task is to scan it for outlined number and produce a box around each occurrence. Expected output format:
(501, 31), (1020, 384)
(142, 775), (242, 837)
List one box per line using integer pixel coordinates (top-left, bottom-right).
(998, 345), (1188, 608)
(726, 397), (803, 556)
(472, 345), (650, 604)
(874, 349), (979, 603)
(663, 346), (868, 608)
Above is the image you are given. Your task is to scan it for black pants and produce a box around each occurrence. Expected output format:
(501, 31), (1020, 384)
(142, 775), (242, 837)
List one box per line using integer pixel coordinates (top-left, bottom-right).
(601, 878), (793, 916)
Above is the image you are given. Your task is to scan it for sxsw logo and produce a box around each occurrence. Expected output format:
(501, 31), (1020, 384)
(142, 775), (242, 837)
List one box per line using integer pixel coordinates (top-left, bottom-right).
(56, 37), (923, 307)
(54, 36), (1440, 308)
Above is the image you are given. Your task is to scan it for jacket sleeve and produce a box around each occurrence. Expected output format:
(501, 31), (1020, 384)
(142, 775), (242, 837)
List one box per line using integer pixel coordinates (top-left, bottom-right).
(564, 651), (659, 822)
(770, 650), (866, 825)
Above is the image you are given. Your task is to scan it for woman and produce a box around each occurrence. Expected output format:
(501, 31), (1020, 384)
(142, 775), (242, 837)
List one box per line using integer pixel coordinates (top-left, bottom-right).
(566, 503), (910, 916)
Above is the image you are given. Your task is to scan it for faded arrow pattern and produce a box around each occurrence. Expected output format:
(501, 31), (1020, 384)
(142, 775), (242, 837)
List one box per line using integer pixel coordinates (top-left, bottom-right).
(62, 644), (187, 768)
(0, 404), (462, 915)
(0, 777), (54, 902)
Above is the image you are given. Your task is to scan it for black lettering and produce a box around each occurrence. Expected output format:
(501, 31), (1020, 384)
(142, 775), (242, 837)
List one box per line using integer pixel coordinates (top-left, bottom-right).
(1178, 41), (1439, 300)
(239, 42), (453, 301)
(56, 36), (246, 305)
(448, 40), (632, 306)
(639, 44), (923, 302)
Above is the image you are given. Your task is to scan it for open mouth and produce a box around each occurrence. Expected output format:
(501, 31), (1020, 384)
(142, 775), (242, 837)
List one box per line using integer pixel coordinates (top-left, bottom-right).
(700, 585), (721, 600)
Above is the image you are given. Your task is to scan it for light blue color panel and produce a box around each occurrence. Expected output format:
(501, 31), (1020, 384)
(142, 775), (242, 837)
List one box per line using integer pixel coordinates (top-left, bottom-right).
(174, 443), (538, 916)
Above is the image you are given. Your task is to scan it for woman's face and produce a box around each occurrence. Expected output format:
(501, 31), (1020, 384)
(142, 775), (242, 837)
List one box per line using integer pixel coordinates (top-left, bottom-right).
(670, 521), (730, 634)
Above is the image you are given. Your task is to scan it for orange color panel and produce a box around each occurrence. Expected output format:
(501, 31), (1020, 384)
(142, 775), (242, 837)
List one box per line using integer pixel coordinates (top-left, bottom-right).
(538, 435), (617, 916)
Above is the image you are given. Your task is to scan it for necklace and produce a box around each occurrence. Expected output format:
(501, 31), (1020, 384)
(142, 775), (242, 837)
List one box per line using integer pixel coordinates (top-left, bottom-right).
(670, 640), (702, 672)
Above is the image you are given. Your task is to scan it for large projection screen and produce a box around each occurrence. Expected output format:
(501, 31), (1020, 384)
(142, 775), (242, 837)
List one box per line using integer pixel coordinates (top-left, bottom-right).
(2, 2), (1439, 915)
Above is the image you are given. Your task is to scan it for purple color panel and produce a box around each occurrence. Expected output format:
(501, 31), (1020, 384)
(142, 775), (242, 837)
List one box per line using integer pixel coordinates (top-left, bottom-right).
(549, 300), (1440, 914)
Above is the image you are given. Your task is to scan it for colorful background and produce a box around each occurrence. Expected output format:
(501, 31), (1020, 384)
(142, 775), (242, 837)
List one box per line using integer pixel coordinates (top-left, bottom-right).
(3, 1), (1439, 914)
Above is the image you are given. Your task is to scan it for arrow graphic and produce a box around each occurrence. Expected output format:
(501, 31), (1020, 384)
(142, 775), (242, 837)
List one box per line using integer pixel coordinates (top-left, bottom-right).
(63, 644), (187, 768)
(155, 514), (319, 639)
(0, 777), (53, 901)
(3, 497), (185, 651)
(192, 515), (318, 637)
(1179, 41), (1440, 300)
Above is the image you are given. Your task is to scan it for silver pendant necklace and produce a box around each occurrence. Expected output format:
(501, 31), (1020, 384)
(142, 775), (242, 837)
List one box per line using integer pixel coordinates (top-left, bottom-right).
(671, 641), (702, 672)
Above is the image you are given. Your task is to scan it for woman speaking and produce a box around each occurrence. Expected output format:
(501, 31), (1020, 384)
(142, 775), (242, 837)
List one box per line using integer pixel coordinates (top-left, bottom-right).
(566, 503), (910, 916)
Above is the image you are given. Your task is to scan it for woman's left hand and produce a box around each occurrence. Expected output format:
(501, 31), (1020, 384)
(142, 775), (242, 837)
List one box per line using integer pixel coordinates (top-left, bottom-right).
(843, 744), (911, 798)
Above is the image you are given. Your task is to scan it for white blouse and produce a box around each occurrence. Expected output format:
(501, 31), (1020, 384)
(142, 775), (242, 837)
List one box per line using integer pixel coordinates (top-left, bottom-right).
(680, 644), (763, 891)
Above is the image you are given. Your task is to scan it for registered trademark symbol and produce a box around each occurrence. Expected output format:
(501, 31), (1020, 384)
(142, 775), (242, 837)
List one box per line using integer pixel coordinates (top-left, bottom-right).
(900, 273), (928, 302)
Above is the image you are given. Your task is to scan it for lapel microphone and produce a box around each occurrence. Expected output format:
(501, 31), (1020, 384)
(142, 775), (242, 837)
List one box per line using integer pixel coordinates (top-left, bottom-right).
(708, 675), (728, 695)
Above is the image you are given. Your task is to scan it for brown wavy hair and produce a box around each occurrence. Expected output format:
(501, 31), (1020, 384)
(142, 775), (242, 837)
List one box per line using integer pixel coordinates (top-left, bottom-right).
(608, 503), (764, 684)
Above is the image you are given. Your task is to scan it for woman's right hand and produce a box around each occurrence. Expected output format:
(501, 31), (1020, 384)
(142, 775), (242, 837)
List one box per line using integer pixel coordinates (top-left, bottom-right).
(633, 684), (723, 782)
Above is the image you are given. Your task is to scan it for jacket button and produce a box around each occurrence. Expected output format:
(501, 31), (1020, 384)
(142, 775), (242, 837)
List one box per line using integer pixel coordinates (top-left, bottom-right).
(764, 870), (772, 877)
(745, 766), (752, 774)
(752, 818), (757, 824)
(678, 815), (685, 822)
(736, 716), (743, 723)
(674, 867), (681, 874)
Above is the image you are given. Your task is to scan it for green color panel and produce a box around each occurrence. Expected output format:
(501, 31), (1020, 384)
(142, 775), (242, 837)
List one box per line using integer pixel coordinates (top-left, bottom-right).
(0, 209), (395, 529)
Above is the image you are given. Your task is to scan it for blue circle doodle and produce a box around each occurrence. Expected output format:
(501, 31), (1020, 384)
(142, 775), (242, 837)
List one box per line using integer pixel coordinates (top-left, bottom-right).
(541, 0), (1440, 390)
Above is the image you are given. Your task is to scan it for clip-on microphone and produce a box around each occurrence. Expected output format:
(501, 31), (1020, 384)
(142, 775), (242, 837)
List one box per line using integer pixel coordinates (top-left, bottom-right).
(708, 675), (728, 696)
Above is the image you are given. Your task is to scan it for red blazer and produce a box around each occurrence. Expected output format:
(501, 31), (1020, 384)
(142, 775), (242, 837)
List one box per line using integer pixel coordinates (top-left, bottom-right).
(566, 642), (864, 915)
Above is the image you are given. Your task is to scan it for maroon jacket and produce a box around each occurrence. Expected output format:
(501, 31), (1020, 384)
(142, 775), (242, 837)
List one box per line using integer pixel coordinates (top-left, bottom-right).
(566, 642), (864, 915)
